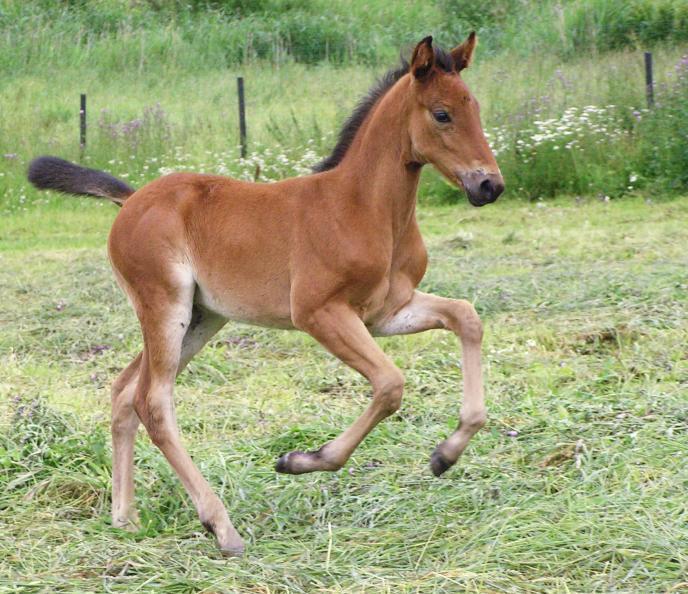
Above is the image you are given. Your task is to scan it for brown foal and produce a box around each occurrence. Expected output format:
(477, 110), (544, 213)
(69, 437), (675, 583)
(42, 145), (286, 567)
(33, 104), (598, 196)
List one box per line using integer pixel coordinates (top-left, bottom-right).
(28, 34), (503, 556)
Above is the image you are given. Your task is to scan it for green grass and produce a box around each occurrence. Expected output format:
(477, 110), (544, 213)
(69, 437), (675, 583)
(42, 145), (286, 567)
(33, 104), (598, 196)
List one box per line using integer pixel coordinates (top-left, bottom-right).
(1, 194), (687, 592)
(1, 2), (688, 590)
(3, 0), (687, 70)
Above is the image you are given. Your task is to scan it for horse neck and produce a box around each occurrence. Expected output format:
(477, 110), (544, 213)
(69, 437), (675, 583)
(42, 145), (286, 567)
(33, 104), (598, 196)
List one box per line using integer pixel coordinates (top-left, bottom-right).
(333, 76), (421, 239)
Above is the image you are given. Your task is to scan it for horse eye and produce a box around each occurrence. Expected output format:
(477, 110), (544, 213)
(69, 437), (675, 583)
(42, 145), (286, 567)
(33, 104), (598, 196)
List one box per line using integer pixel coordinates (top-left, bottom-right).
(433, 110), (451, 123)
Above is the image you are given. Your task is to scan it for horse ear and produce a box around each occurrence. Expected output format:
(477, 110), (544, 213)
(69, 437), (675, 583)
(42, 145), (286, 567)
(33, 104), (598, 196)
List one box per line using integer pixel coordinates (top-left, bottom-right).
(451, 31), (477, 71)
(410, 36), (435, 81)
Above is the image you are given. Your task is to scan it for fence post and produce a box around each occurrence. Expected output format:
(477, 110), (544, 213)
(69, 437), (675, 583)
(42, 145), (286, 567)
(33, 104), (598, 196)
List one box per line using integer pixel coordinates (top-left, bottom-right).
(237, 77), (247, 158)
(80, 94), (87, 153)
(644, 52), (654, 108)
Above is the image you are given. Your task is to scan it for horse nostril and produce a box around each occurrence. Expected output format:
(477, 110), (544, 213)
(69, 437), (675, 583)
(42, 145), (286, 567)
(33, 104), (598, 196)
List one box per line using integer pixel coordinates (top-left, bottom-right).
(480, 178), (494, 198)
(459, 171), (504, 206)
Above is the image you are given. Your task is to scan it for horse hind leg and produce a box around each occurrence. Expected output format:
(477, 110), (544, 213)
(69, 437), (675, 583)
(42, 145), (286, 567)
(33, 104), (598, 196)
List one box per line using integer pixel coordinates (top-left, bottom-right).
(177, 305), (227, 374)
(125, 268), (243, 555)
(111, 352), (143, 530)
(110, 306), (227, 532)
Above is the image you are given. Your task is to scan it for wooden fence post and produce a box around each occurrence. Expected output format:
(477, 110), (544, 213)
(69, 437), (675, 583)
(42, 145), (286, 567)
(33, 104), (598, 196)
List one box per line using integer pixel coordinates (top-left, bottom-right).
(237, 77), (247, 158)
(644, 52), (654, 108)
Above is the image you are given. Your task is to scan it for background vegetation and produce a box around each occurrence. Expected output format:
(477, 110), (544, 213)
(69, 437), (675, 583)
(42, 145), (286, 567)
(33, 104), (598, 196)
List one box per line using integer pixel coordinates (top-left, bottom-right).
(1, 2), (687, 592)
(0, 0), (687, 210)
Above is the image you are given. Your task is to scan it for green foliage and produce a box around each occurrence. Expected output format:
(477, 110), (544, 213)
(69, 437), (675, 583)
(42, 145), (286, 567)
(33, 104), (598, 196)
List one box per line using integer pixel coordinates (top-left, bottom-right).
(0, 396), (112, 523)
(0, 2), (687, 209)
(638, 56), (688, 190)
(180, 0), (312, 16)
(439, 0), (522, 28)
(2, 0), (687, 73)
(0, 0), (436, 72)
(487, 105), (641, 200)
(559, 0), (688, 56)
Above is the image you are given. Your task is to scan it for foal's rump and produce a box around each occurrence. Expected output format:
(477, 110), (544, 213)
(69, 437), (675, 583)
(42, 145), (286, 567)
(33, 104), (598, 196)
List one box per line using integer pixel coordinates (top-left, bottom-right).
(107, 171), (297, 329)
(27, 157), (297, 328)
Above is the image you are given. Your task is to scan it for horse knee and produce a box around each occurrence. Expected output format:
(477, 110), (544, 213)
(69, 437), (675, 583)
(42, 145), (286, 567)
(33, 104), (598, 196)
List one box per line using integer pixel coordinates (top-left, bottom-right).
(454, 301), (483, 344)
(375, 369), (405, 416)
(134, 390), (174, 448)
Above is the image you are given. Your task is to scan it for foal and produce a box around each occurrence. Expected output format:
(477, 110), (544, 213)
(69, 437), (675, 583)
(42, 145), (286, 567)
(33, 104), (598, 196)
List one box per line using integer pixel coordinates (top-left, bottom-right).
(28, 34), (503, 556)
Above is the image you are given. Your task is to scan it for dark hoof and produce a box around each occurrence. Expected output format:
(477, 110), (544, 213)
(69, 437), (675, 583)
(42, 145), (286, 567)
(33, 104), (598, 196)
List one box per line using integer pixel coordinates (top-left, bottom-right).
(275, 451), (303, 474)
(430, 448), (453, 477)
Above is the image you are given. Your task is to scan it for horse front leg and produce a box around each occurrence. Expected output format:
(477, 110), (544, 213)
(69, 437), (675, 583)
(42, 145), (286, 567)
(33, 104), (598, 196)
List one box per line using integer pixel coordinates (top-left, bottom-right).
(275, 303), (405, 475)
(373, 290), (486, 476)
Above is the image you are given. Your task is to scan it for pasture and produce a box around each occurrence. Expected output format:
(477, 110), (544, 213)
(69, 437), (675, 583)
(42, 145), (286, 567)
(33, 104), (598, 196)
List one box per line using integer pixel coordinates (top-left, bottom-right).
(2, 1), (688, 592)
(1, 195), (687, 592)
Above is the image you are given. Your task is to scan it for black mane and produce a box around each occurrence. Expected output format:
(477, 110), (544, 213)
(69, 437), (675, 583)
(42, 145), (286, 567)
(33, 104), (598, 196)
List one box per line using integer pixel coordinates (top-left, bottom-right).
(312, 45), (454, 173)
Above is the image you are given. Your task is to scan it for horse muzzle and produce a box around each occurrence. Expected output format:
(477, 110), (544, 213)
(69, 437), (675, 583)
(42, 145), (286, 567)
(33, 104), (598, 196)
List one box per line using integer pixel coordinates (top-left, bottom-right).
(459, 171), (504, 207)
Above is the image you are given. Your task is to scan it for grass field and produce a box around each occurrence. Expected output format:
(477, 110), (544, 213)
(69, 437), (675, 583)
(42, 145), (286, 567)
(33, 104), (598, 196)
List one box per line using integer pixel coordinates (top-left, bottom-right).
(1, 2), (688, 591)
(1, 194), (687, 593)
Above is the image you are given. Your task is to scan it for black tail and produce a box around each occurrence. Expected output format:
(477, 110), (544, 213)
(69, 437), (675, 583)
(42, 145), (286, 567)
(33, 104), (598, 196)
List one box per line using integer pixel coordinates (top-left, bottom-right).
(27, 156), (136, 206)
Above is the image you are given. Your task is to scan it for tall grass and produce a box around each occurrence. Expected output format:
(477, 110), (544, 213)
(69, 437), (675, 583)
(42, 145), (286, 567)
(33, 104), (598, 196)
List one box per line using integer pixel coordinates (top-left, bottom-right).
(2, 0), (687, 73)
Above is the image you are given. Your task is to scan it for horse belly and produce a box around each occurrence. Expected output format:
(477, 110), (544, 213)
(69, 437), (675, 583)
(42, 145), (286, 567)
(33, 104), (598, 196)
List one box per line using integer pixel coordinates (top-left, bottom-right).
(193, 262), (294, 329)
